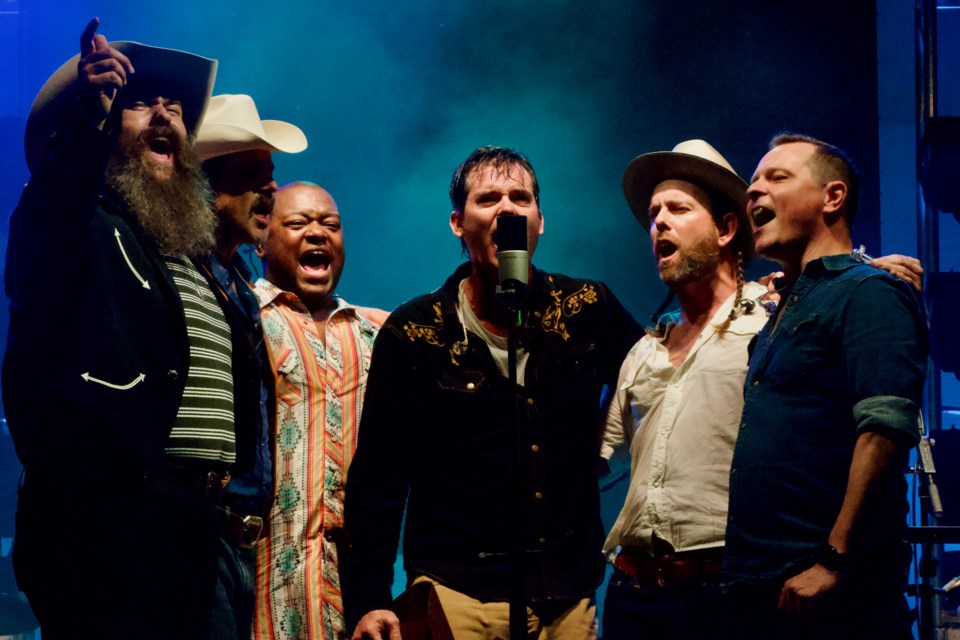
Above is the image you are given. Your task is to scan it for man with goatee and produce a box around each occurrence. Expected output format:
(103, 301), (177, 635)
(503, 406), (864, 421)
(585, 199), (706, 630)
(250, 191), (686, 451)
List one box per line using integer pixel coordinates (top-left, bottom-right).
(4, 19), (259, 640)
(193, 94), (308, 639)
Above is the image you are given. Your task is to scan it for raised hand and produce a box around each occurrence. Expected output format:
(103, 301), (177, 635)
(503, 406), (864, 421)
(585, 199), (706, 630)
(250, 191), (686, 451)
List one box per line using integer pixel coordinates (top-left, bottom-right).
(77, 17), (135, 127)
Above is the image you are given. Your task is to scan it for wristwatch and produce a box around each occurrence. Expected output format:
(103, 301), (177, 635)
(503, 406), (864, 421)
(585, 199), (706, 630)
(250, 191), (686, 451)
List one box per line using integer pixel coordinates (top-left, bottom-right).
(815, 543), (849, 572)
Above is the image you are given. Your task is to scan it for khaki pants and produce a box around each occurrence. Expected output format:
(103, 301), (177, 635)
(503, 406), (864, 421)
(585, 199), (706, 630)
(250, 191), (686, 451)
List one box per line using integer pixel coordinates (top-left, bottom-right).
(411, 576), (598, 640)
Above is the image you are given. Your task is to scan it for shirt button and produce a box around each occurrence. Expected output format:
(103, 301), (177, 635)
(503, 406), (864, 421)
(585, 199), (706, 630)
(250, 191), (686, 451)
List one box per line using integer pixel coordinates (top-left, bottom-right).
(740, 421), (747, 430)
(531, 444), (540, 453)
(466, 382), (476, 390)
(534, 491), (544, 500)
(752, 380), (759, 387)
(526, 398), (535, 406)
(539, 537), (547, 545)
(791, 295), (799, 303)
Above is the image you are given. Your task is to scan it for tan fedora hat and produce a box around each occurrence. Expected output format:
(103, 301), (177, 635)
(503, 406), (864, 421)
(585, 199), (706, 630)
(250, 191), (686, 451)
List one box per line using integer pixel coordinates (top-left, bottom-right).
(622, 139), (752, 256)
(194, 94), (308, 161)
(25, 42), (217, 175)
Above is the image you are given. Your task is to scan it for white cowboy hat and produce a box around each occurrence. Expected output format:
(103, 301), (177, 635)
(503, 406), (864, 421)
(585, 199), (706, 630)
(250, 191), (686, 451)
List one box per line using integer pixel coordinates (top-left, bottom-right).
(194, 94), (308, 161)
(622, 139), (753, 256)
(25, 41), (217, 175)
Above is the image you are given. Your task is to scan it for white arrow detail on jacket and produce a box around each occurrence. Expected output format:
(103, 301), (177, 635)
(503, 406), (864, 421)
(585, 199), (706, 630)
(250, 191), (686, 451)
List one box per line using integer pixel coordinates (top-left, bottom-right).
(114, 229), (151, 289)
(81, 372), (146, 390)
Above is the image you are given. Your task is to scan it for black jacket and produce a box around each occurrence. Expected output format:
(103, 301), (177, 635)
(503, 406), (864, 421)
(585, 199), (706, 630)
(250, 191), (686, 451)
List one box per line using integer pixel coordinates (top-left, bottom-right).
(344, 263), (642, 625)
(3, 110), (262, 495)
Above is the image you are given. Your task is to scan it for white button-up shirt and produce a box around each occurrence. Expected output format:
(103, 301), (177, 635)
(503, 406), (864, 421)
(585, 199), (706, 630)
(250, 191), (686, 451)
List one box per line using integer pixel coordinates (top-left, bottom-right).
(602, 283), (768, 557)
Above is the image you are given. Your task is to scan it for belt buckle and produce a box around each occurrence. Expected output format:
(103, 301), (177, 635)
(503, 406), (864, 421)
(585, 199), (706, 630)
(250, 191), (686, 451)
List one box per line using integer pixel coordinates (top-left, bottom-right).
(237, 514), (264, 549)
(655, 562), (668, 588)
(204, 472), (223, 502)
(655, 555), (691, 589)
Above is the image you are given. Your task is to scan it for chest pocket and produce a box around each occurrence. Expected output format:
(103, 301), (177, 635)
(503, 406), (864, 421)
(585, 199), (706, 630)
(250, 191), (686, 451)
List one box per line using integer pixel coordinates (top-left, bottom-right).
(436, 369), (486, 394)
(766, 313), (841, 391)
(541, 341), (598, 387)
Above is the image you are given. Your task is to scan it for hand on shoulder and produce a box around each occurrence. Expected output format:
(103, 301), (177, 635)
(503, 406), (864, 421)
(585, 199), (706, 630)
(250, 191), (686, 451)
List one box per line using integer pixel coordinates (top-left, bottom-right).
(355, 306), (390, 328)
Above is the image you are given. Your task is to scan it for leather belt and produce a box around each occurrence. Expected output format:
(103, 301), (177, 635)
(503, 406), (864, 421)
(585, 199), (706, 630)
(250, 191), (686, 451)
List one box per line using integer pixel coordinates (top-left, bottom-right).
(614, 548), (723, 589)
(144, 464), (230, 504)
(216, 506), (265, 549)
(144, 464), (264, 548)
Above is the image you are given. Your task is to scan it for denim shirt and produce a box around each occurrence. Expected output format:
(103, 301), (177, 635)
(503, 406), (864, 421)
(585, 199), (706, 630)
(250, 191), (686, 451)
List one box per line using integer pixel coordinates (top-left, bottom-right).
(203, 255), (274, 515)
(723, 255), (928, 586)
(343, 263), (642, 625)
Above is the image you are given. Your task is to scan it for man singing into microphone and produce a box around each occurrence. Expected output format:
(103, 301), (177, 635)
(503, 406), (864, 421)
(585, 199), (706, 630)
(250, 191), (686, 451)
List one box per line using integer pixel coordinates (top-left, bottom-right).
(343, 146), (642, 639)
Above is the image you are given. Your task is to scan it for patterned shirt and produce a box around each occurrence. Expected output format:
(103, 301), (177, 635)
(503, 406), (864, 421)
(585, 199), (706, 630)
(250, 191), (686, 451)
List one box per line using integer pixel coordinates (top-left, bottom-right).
(252, 279), (378, 640)
(163, 257), (236, 464)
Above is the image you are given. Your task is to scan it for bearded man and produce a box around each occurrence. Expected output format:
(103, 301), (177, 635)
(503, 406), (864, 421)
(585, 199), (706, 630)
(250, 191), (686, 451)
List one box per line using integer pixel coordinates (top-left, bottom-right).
(3, 19), (261, 640)
(599, 140), (767, 640)
(193, 94), (309, 639)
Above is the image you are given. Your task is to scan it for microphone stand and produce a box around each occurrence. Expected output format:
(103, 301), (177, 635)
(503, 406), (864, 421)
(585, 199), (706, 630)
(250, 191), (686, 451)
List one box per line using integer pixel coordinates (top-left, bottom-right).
(914, 434), (945, 640)
(499, 281), (527, 640)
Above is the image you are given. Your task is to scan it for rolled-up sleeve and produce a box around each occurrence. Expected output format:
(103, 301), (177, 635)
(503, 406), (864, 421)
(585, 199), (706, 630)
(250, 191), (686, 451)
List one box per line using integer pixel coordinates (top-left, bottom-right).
(843, 275), (928, 447)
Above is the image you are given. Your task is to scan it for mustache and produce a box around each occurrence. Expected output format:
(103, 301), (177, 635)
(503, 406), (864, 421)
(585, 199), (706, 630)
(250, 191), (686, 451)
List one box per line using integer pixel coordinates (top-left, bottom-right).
(253, 191), (275, 216)
(133, 124), (189, 163)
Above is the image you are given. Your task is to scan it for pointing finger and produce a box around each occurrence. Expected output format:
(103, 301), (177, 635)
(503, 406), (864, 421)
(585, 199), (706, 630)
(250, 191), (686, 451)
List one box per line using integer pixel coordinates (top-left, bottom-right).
(80, 16), (100, 58)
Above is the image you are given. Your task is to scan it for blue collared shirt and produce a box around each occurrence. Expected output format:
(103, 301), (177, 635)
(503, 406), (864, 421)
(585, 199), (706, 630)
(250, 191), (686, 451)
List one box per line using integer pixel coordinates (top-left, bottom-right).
(208, 255), (274, 514)
(723, 254), (928, 586)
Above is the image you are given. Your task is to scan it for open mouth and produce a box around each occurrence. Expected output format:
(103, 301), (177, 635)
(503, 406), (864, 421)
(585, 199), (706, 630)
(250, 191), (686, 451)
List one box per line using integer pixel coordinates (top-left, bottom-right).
(655, 238), (678, 261)
(147, 137), (174, 166)
(300, 249), (331, 274)
(751, 206), (775, 228)
(251, 195), (273, 229)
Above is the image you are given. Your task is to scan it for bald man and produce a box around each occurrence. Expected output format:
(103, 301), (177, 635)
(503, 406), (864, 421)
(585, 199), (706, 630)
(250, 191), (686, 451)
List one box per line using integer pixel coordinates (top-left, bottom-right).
(252, 182), (385, 639)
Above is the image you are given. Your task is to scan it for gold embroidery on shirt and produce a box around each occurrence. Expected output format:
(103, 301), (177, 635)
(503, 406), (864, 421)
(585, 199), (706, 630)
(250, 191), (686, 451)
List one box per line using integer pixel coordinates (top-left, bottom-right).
(403, 322), (445, 347)
(402, 302), (447, 347)
(542, 284), (598, 340)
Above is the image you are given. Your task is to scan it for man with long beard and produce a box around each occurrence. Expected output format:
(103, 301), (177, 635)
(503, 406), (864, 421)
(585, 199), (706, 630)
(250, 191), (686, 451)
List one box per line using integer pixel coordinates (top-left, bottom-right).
(4, 19), (261, 639)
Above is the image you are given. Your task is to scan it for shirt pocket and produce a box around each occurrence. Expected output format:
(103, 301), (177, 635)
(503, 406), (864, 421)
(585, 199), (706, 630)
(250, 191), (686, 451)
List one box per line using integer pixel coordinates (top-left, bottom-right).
(542, 341), (599, 388)
(766, 312), (840, 391)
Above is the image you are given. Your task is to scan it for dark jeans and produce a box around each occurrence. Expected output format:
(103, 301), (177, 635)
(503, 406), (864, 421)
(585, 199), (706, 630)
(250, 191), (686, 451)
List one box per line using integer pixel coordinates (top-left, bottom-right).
(209, 537), (257, 640)
(724, 559), (913, 640)
(602, 569), (727, 640)
(15, 481), (220, 640)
